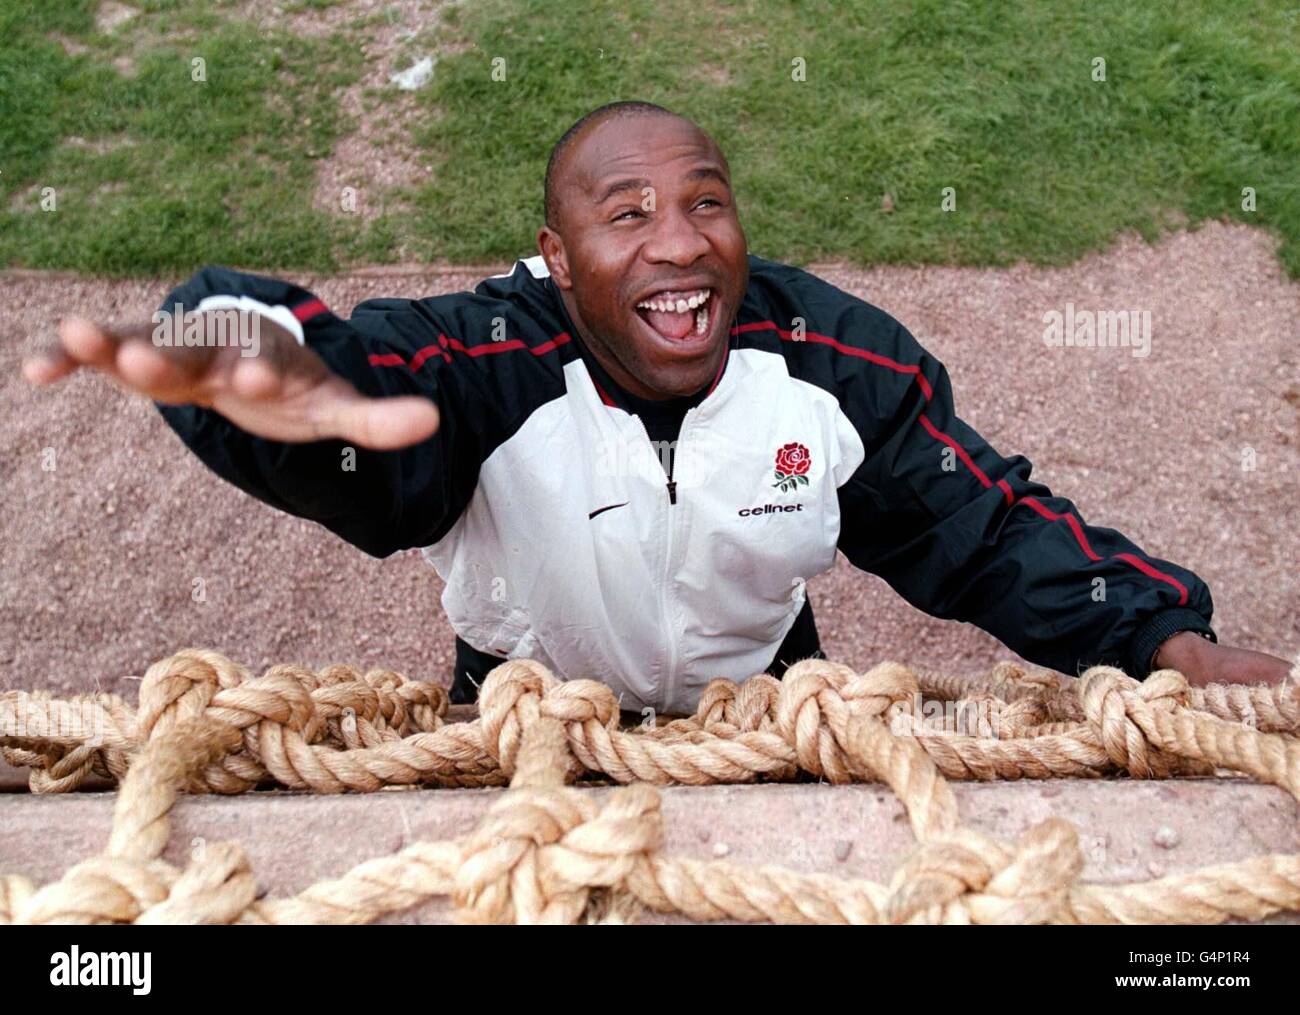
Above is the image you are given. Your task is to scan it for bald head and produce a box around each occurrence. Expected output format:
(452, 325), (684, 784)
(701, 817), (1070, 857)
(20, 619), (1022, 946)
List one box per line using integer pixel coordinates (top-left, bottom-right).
(544, 101), (695, 230)
(533, 102), (747, 402)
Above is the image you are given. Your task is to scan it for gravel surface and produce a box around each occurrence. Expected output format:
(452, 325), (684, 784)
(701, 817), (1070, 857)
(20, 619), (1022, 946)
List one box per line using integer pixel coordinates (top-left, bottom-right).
(2, 222), (1297, 707)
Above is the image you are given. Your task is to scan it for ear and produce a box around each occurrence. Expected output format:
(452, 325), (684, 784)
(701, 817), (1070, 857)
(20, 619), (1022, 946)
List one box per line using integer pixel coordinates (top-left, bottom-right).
(537, 227), (573, 290)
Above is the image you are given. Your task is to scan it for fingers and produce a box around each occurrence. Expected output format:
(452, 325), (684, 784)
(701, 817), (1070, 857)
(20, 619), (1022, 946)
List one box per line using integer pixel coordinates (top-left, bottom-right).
(228, 355), (284, 401)
(115, 337), (199, 394)
(110, 320), (223, 395)
(28, 313), (440, 451)
(23, 317), (173, 393)
(60, 315), (123, 368)
(26, 315), (232, 401)
(322, 394), (441, 450)
(22, 348), (77, 385)
(21, 316), (117, 386)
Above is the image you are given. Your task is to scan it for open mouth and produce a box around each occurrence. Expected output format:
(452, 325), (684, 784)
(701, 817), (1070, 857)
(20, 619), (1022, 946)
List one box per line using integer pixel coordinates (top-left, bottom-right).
(634, 287), (713, 343)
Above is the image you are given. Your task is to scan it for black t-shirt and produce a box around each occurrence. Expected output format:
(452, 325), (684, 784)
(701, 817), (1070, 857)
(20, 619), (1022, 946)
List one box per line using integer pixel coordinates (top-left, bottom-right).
(451, 333), (824, 706)
(580, 343), (708, 478)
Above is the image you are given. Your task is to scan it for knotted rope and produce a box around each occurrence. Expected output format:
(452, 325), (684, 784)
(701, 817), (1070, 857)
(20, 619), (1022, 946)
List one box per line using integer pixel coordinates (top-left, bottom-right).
(1, 648), (1298, 924)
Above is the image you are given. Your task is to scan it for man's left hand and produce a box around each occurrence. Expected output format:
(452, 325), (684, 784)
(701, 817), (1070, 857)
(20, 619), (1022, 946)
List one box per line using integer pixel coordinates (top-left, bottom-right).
(1153, 631), (1294, 687)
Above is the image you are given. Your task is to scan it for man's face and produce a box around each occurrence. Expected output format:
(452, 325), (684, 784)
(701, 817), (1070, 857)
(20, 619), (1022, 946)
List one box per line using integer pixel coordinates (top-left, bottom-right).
(539, 114), (748, 400)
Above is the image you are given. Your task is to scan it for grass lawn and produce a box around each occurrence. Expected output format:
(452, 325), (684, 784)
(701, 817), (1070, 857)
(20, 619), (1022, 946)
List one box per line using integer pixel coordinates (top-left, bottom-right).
(2, 0), (1297, 276)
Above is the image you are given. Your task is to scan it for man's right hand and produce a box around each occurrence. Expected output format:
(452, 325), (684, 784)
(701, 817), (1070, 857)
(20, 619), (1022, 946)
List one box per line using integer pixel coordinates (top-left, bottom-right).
(22, 313), (440, 450)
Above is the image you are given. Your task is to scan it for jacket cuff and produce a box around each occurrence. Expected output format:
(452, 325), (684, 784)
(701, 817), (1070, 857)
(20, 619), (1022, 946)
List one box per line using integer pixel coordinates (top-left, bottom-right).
(194, 294), (305, 344)
(1127, 608), (1217, 678)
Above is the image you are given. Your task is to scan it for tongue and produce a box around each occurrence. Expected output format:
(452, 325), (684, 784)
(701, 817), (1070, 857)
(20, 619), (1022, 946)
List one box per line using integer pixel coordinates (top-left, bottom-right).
(645, 307), (695, 340)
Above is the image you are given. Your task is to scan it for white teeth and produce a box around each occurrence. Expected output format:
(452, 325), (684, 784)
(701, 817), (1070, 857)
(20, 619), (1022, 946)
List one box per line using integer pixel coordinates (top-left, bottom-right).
(636, 288), (712, 313)
(694, 304), (709, 336)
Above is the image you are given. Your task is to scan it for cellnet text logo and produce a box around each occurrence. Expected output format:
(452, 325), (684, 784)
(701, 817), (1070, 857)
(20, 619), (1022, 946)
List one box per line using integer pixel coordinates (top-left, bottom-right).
(50, 947), (151, 995)
(1042, 302), (1151, 358)
(152, 303), (261, 358)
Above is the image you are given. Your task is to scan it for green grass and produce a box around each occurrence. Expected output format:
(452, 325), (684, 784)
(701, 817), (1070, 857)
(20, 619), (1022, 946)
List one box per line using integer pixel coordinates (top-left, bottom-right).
(2, 0), (1298, 276)
(0, 0), (361, 274)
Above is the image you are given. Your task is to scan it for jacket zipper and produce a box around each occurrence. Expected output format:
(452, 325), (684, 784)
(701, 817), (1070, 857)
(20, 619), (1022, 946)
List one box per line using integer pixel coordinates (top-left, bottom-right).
(664, 428), (679, 505)
(634, 410), (692, 709)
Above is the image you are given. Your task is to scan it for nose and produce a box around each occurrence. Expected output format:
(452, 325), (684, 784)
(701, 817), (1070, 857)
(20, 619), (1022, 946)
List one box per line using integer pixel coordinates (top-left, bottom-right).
(640, 203), (710, 267)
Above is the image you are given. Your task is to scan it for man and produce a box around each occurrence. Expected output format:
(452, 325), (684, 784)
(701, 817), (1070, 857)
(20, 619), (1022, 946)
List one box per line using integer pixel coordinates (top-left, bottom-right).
(23, 101), (1292, 712)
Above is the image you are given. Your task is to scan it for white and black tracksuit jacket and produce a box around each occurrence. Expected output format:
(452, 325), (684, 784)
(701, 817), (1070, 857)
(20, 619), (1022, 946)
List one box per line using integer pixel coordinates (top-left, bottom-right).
(156, 254), (1216, 715)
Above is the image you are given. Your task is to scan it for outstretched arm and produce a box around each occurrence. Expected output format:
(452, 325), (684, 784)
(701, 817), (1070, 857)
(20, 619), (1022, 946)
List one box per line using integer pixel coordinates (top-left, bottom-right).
(22, 267), (472, 558)
(830, 304), (1290, 687)
(23, 313), (439, 448)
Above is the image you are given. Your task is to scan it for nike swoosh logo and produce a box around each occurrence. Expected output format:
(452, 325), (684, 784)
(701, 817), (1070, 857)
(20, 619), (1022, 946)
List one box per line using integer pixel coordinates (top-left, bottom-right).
(587, 501), (629, 520)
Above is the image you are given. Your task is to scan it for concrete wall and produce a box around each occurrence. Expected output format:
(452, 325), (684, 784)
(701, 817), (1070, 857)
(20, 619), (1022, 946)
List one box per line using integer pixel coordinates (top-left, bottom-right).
(3, 778), (1296, 923)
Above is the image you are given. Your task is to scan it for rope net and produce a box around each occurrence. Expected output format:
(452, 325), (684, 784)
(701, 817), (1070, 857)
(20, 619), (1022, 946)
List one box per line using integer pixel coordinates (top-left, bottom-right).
(1, 648), (1298, 924)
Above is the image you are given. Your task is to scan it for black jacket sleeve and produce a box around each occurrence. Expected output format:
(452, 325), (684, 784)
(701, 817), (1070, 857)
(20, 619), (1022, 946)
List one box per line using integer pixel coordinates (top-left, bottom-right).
(153, 266), (487, 557)
(826, 296), (1216, 679)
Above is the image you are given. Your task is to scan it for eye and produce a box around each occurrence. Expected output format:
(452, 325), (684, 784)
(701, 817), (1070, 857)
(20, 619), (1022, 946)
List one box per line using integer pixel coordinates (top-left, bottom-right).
(694, 197), (723, 210)
(611, 209), (644, 222)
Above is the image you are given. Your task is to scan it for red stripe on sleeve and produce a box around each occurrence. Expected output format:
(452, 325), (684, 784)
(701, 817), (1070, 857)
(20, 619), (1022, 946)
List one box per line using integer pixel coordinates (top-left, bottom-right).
(410, 342), (450, 370)
(1115, 553), (1190, 605)
(363, 331), (569, 371)
(918, 414), (994, 489)
(530, 332), (572, 356)
(1019, 497), (1100, 561)
(292, 298), (329, 322)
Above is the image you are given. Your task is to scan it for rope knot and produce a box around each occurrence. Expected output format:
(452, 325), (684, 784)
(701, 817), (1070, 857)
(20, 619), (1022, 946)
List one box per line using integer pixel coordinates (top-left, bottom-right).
(16, 855), (177, 924)
(686, 675), (782, 732)
(478, 659), (559, 776)
(208, 672), (318, 735)
(137, 649), (249, 742)
(991, 661), (1061, 699)
(454, 783), (663, 924)
(732, 674), (783, 730)
(387, 676), (448, 733)
(137, 841), (259, 925)
(541, 679), (619, 728)
(887, 818), (1081, 924)
(454, 786), (594, 923)
(845, 661), (920, 720)
(314, 681), (381, 747)
(1079, 666), (1191, 777)
(776, 660), (860, 780)
(694, 678), (738, 727)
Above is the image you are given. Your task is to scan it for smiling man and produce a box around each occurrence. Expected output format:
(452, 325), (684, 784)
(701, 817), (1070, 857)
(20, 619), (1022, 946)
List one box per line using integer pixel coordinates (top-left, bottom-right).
(24, 100), (1292, 710)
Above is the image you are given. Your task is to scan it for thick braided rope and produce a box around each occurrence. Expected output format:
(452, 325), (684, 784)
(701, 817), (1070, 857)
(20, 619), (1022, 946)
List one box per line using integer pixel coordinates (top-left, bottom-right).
(1, 652), (499, 794)
(1, 649), (1298, 924)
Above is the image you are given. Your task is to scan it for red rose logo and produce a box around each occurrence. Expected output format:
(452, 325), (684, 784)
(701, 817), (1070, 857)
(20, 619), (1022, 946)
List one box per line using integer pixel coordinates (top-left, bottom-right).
(775, 443), (810, 476)
(772, 442), (811, 492)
